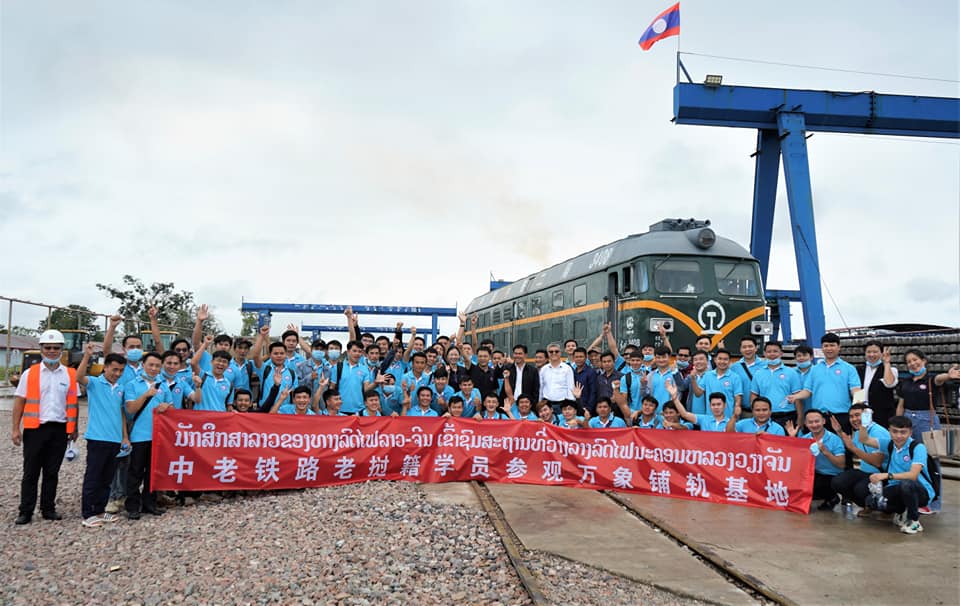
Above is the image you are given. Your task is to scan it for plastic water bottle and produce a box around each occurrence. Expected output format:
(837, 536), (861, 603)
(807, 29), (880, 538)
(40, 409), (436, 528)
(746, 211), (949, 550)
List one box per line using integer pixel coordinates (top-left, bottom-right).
(116, 442), (132, 458)
(843, 501), (854, 519)
(64, 440), (78, 462)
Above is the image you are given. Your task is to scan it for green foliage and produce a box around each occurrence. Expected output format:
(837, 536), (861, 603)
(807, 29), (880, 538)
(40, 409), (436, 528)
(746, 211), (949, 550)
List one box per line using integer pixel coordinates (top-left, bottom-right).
(240, 312), (258, 337)
(38, 304), (102, 338)
(95, 275), (222, 337)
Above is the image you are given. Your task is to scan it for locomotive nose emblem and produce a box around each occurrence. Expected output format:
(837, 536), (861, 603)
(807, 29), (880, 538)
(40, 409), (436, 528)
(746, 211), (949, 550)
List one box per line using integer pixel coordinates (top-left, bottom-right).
(697, 300), (726, 334)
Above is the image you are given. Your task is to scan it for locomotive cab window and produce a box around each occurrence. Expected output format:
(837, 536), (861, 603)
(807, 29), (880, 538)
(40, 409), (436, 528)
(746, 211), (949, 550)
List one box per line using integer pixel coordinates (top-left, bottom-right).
(621, 267), (632, 293)
(492, 310), (501, 324)
(530, 296), (542, 316)
(516, 301), (526, 319)
(714, 262), (761, 297)
(503, 305), (513, 322)
(552, 290), (564, 310)
(634, 262), (649, 293)
(573, 284), (586, 306)
(655, 259), (703, 294)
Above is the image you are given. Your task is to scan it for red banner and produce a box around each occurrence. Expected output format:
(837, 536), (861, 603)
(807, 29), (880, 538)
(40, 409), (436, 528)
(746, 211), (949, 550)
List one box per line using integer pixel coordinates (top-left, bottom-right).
(151, 411), (815, 513)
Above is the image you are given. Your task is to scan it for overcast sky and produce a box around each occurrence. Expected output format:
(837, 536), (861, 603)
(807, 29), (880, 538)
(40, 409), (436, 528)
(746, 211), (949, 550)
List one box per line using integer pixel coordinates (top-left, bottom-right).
(1, 0), (958, 342)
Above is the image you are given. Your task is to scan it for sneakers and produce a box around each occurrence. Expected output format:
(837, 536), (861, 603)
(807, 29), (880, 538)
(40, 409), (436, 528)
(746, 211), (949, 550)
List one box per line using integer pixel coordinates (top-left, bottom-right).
(900, 520), (923, 534)
(866, 493), (888, 512)
(82, 516), (105, 528)
(105, 499), (123, 514)
(892, 512), (906, 527)
(918, 506), (938, 515)
(101, 512), (120, 523)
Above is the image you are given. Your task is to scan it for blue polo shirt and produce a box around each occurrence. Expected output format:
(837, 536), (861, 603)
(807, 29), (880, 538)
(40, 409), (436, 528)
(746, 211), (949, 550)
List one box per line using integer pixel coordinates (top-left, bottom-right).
(430, 384), (455, 413)
(406, 406), (439, 417)
(730, 358), (765, 402)
(635, 415), (661, 429)
(277, 404), (315, 415)
(800, 431), (845, 476)
(478, 411), (509, 420)
(695, 414), (730, 432)
(659, 419), (694, 430)
(512, 410), (539, 421)
(588, 416), (628, 428)
(121, 363), (143, 386)
(685, 372), (708, 415)
(332, 360), (372, 414)
(877, 437), (935, 501)
(230, 358), (255, 392)
(195, 372), (233, 412)
(750, 364), (802, 413)
(619, 368), (647, 411)
(162, 376), (195, 410)
(400, 370), (432, 393)
(557, 415), (585, 429)
(855, 423), (891, 474)
(734, 418), (786, 435)
(647, 368), (677, 410)
(359, 408), (382, 417)
(259, 361), (298, 407)
(124, 376), (172, 443)
(802, 358), (861, 413)
(378, 386), (403, 416)
(700, 370), (743, 417)
(84, 375), (125, 443)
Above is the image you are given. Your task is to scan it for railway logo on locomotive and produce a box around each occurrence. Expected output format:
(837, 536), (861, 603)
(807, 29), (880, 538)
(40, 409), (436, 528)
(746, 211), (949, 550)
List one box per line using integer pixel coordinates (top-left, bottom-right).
(697, 300), (726, 334)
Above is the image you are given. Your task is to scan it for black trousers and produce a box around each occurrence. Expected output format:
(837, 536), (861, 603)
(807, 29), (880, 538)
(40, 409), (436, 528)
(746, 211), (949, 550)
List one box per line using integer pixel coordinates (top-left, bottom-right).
(831, 469), (872, 506)
(125, 441), (156, 513)
(19, 422), (68, 516)
(771, 411), (800, 431)
(812, 472), (840, 502)
(81, 440), (121, 518)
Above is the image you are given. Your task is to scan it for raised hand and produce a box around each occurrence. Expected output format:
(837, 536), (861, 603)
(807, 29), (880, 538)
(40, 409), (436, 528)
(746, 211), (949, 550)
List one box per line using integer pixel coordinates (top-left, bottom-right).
(503, 369), (511, 379)
(733, 403), (742, 419)
(193, 374), (203, 388)
(84, 342), (96, 356)
(471, 313), (478, 327)
(204, 334), (214, 345)
(197, 304), (209, 322)
(665, 379), (678, 399)
(458, 311), (467, 323)
(273, 367), (284, 386)
(881, 346), (892, 365)
(785, 420), (798, 437)
(148, 306), (158, 320)
(286, 323), (297, 332)
(259, 325), (271, 337)
(343, 306), (353, 318)
(572, 382), (583, 399)
(109, 314), (123, 328)
(611, 379), (621, 391)
(948, 364), (960, 380)
(602, 322), (611, 335)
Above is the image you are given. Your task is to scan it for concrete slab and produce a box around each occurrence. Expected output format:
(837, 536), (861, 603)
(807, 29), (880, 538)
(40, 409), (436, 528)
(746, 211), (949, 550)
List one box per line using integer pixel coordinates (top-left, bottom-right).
(486, 483), (757, 606)
(616, 481), (960, 606)
(420, 482), (483, 510)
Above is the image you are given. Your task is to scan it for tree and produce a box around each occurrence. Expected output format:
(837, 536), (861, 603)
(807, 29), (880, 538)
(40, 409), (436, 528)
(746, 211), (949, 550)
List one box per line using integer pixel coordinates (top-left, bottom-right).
(240, 312), (258, 337)
(0, 325), (38, 337)
(38, 304), (102, 338)
(95, 275), (221, 337)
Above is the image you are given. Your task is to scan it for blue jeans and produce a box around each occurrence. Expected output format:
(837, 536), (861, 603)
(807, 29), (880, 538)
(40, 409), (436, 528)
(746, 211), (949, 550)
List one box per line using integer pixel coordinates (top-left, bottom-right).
(904, 409), (942, 511)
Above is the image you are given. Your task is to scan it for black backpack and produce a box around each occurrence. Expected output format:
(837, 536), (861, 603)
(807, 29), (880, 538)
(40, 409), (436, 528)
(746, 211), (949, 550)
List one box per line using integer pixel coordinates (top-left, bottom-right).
(885, 440), (941, 500)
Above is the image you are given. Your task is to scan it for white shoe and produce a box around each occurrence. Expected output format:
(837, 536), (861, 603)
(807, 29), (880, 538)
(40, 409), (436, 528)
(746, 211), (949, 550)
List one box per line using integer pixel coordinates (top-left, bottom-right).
(900, 520), (923, 535)
(82, 516), (104, 528)
(105, 499), (122, 514)
(892, 512), (906, 527)
(101, 512), (120, 523)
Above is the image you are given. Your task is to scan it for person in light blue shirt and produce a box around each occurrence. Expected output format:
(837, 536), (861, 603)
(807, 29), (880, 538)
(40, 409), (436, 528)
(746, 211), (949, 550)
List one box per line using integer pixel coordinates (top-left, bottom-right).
(647, 346), (681, 411)
(510, 394), (540, 421)
(750, 341), (803, 429)
(195, 334), (235, 375)
(476, 393), (511, 420)
(729, 336), (765, 408)
(790, 333), (861, 419)
(730, 397), (786, 436)
(430, 368), (455, 414)
(632, 396), (661, 429)
(860, 415), (935, 534)
(684, 351), (710, 416)
(674, 389), (729, 432)
(658, 401), (693, 430)
(407, 386), (439, 417)
(587, 398), (628, 428)
(789, 409), (846, 511)
(191, 343), (234, 412)
(77, 347), (129, 523)
(229, 339), (255, 394)
(452, 376), (482, 418)
(159, 351), (200, 410)
(331, 341), (374, 414)
(123, 353), (173, 518)
(359, 390), (383, 417)
(830, 403), (890, 509)
(556, 400), (585, 429)
(617, 352), (649, 415)
(253, 333), (299, 410)
(377, 373), (403, 416)
(274, 386), (317, 415)
(693, 350), (743, 418)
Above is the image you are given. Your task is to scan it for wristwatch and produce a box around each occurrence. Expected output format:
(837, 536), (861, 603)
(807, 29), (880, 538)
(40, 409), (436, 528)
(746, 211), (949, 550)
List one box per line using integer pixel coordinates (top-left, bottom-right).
(887, 472), (894, 481)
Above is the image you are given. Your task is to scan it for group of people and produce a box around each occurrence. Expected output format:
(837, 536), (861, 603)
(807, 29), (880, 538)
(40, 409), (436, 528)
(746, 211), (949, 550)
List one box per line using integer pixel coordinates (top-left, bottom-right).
(11, 306), (959, 536)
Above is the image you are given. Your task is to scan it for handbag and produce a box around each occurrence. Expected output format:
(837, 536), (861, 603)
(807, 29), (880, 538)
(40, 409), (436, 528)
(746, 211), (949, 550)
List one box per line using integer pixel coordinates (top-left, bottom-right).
(921, 378), (948, 457)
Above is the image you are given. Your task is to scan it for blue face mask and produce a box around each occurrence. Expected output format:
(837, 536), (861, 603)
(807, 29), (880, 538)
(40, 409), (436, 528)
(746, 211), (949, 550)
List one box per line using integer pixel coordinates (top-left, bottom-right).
(327, 350), (341, 361)
(866, 359), (883, 368)
(312, 350), (325, 362)
(797, 360), (812, 369)
(383, 385), (396, 395)
(909, 367), (926, 377)
(676, 360), (689, 369)
(643, 354), (654, 362)
(126, 349), (144, 363)
(42, 355), (60, 366)
(162, 370), (175, 380)
(766, 358), (782, 367)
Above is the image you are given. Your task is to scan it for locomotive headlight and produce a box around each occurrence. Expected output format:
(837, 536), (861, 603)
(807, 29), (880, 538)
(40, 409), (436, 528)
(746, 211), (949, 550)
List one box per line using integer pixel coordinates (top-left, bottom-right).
(696, 228), (716, 249)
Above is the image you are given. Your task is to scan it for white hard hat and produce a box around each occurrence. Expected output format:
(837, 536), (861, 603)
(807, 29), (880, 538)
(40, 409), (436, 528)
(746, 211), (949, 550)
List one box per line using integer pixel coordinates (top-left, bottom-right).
(38, 329), (65, 345)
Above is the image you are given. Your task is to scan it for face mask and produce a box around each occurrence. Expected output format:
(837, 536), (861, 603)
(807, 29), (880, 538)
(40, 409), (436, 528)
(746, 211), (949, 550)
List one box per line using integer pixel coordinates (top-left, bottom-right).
(643, 354), (654, 362)
(42, 355), (60, 366)
(327, 350), (341, 361)
(126, 349), (144, 363)
(676, 360), (689, 369)
(797, 361), (812, 369)
(866, 359), (882, 368)
(766, 358), (782, 367)
(909, 367), (926, 377)
(162, 371), (175, 380)
(383, 385), (396, 395)
(312, 350), (326, 362)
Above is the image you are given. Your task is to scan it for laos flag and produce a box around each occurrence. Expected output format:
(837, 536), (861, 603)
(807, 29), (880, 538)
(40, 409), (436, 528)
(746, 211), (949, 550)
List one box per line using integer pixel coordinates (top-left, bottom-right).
(638, 3), (680, 51)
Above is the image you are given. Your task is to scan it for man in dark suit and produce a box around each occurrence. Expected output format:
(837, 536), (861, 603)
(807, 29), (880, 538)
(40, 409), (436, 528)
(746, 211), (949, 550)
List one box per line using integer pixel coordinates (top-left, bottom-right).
(503, 344), (540, 402)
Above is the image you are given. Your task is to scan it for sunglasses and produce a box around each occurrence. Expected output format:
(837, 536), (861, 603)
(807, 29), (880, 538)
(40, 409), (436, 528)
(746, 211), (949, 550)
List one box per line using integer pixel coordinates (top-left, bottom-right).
(547, 350), (561, 354)
(41, 345), (62, 351)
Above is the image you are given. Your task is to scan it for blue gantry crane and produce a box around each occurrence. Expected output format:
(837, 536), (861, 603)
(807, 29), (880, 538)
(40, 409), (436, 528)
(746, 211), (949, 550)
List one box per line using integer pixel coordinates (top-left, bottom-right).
(673, 80), (960, 344)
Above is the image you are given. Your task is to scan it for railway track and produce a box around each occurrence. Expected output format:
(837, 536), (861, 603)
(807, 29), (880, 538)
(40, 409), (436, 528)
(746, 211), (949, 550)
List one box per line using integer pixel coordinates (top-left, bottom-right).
(471, 481), (793, 606)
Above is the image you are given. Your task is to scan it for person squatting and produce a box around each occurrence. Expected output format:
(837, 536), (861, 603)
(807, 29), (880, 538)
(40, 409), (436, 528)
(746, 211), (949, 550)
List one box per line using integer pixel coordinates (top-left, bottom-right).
(12, 306), (959, 535)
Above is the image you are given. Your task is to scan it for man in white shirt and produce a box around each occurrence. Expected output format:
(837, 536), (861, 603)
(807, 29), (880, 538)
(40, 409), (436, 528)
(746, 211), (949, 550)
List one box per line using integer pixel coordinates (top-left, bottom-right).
(539, 343), (575, 417)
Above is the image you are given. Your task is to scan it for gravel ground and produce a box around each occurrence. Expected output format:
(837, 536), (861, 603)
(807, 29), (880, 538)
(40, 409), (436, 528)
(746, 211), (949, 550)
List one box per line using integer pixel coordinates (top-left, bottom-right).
(1, 410), (707, 605)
